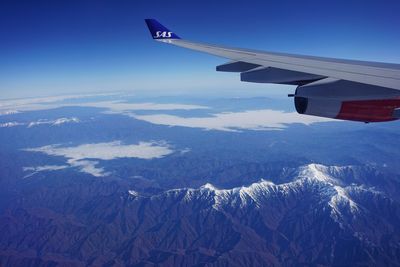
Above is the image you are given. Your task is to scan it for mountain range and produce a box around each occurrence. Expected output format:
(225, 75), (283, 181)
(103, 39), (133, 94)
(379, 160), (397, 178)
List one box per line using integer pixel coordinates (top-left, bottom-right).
(1, 164), (399, 266)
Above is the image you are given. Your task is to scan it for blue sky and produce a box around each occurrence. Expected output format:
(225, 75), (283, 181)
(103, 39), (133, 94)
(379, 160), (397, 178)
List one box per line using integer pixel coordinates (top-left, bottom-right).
(1, 0), (400, 98)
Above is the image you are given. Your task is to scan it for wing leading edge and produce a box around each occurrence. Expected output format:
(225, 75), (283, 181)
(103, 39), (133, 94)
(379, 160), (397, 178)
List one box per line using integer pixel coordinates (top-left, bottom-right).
(145, 19), (400, 122)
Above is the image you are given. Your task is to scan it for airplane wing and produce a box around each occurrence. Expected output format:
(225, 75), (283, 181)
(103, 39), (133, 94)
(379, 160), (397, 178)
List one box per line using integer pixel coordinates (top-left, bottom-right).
(144, 19), (400, 123)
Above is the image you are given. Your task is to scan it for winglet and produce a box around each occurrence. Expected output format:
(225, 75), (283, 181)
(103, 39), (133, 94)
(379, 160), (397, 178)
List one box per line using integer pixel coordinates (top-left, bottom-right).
(144, 19), (181, 40)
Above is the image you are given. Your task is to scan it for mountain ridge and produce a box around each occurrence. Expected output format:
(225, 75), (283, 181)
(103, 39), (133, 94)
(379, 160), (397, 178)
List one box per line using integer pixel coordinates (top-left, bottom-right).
(1, 164), (399, 266)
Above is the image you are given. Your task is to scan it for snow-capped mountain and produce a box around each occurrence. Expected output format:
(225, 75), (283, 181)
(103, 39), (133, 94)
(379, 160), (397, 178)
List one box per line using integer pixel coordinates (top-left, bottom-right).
(2, 164), (397, 266)
(120, 164), (399, 266)
(140, 164), (395, 230)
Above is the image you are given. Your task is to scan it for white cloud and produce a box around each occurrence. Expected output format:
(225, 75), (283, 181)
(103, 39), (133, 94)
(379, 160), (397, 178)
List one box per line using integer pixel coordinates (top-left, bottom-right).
(0, 93), (114, 115)
(26, 141), (174, 160)
(79, 101), (209, 113)
(0, 94), (208, 116)
(23, 165), (69, 172)
(67, 160), (109, 177)
(24, 141), (174, 177)
(23, 165), (69, 178)
(132, 109), (334, 131)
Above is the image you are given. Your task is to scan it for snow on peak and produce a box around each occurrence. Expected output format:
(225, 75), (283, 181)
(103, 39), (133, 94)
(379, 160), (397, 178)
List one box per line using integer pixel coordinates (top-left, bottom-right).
(128, 190), (139, 197)
(329, 186), (359, 214)
(52, 117), (80, 125)
(0, 122), (24, 127)
(0, 110), (19, 115)
(297, 164), (360, 219)
(0, 117), (81, 128)
(201, 183), (218, 191)
(154, 164), (365, 222)
(298, 164), (337, 184)
(185, 180), (279, 209)
(28, 117), (80, 127)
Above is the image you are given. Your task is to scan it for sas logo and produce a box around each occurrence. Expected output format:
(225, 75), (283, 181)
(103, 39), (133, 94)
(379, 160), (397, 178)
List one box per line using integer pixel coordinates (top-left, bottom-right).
(154, 31), (172, 38)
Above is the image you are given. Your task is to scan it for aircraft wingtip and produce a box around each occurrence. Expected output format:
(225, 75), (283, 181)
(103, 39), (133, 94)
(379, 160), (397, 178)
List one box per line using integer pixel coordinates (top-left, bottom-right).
(144, 19), (180, 40)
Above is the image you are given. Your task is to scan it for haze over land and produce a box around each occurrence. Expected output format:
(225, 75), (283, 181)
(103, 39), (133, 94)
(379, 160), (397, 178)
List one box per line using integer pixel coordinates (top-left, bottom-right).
(0, 93), (399, 265)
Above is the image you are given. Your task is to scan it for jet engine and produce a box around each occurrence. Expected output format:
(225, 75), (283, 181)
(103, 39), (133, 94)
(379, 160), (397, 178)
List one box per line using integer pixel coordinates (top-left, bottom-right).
(294, 78), (400, 122)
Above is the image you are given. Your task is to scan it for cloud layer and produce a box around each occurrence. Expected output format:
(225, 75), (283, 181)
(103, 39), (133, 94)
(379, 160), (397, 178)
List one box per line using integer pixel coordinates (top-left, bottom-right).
(80, 101), (209, 113)
(24, 141), (174, 177)
(133, 109), (333, 131)
(23, 165), (69, 178)
(0, 93), (334, 132)
(0, 93), (208, 115)
(0, 93), (114, 115)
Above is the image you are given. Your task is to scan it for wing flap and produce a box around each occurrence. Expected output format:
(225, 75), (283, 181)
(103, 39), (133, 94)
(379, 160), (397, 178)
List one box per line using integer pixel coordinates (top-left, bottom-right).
(240, 67), (325, 85)
(216, 61), (260, 72)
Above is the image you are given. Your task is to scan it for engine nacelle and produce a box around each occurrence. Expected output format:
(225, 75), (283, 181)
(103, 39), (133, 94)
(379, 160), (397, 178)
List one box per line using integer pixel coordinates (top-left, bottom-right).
(294, 79), (400, 122)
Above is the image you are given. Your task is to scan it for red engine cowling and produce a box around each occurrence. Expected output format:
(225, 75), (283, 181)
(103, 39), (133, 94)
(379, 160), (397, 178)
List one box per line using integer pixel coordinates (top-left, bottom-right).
(295, 97), (400, 122)
(294, 79), (400, 122)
